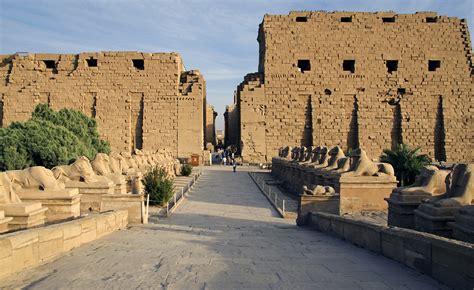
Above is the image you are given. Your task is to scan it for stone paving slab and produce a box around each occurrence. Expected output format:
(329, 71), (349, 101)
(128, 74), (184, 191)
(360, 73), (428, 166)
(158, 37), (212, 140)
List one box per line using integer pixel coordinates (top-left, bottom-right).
(0, 166), (446, 289)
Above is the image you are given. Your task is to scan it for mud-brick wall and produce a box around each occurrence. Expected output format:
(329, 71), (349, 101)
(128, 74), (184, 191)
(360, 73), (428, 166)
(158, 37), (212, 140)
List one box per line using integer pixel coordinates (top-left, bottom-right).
(0, 52), (206, 159)
(233, 11), (473, 163)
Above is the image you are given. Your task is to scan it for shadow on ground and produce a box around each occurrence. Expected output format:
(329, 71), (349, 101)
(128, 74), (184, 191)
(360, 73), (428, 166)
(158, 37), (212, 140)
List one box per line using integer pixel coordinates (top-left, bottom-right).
(0, 167), (446, 290)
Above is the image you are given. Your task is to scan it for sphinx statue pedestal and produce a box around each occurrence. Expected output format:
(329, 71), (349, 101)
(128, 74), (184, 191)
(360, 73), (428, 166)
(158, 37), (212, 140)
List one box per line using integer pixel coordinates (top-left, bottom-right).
(448, 205), (474, 244)
(385, 166), (450, 229)
(414, 163), (473, 238)
(448, 205), (474, 243)
(105, 174), (127, 194)
(0, 202), (47, 231)
(385, 193), (429, 229)
(296, 193), (340, 226)
(338, 176), (397, 215)
(15, 188), (81, 222)
(65, 180), (115, 213)
(414, 203), (458, 238)
(0, 211), (13, 233)
(100, 193), (145, 224)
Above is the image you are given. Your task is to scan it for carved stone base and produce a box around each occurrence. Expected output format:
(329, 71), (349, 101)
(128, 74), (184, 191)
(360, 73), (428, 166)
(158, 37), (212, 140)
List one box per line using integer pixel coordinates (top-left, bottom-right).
(338, 177), (397, 215)
(385, 192), (432, 229)
(448, 205), (474, 243)
(65, 180), (114, 213)
(414, 203), (459, 238)
(100, 194), (144, 224)
(296, 194), (340, 226)
(0, 202), (47, 231)
(386, 199), (420, 229)
(0, 211), (13, 233)
(16, 188), (81, 222)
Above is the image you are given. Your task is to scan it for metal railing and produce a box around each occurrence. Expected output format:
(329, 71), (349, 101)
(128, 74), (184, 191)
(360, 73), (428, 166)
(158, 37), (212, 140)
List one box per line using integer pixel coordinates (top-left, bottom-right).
(165, 170), (202, 217)
(249, 172), (287, 218)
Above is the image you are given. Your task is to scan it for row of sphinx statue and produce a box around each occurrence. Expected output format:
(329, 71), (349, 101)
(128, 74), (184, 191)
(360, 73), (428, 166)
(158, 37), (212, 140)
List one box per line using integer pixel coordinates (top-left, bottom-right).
(276, 145), (473, 208)
(0, 149), (181, 232)
(274, 145), (396, 195)
(4, 149), (180, 198)
(388, 162), (473, 237)
(273, 145), (473, 239)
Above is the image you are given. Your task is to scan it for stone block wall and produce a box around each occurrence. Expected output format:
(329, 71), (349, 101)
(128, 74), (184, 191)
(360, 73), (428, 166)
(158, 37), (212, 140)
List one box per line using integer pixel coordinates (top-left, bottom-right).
(177, 70), (206, 158)
(224, 103), (238, 147)
(308, 212), (474, 290)
(205, 104), (217, 147)
(229, 11), (473, 163)
(0, 210), (128, 279)
(236, 73), (266, 162)
(0, 52), (207, 159)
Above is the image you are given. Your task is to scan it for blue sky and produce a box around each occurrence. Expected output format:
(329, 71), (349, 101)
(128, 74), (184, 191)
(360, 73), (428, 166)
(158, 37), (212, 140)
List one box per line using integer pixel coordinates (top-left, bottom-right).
(1, 0), (472, 129)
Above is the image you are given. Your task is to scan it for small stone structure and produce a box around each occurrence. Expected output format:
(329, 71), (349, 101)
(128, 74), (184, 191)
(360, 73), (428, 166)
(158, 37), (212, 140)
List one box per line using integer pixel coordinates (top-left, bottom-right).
(0, 172), (47, 231)
(100, 194), (144, 224)
(227, 11), (473, 164)
(224, 104), (238, 148)
(449, 205), (474, 243)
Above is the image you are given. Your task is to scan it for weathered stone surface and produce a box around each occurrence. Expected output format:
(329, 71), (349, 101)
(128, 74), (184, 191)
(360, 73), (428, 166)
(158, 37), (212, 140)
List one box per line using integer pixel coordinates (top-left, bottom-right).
(309, 211), (474, 289)
(0, 210), (128, 280)
(0, 52), (208, 159)
(227, 11), (473, 164)
(450, 205), (474, 243)
(100, 193), (144, 224)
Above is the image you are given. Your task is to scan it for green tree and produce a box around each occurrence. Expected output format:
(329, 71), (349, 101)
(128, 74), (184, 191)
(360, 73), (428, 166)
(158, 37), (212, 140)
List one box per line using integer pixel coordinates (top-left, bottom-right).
(0, 104), (111, 171)
(32, 104), (110, 154)
(0, 127), (31, 170)
(380, 143), (431, 186)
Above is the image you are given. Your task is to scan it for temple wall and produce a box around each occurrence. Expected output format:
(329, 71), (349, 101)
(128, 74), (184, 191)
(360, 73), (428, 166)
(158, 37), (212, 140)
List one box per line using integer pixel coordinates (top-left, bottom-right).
(230, 11), (473, 163)
(0, 52), (207, 159)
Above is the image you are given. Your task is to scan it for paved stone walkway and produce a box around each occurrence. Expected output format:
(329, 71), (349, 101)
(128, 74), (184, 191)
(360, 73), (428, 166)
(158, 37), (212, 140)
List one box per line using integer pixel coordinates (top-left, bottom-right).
(1, 166), (445, 289)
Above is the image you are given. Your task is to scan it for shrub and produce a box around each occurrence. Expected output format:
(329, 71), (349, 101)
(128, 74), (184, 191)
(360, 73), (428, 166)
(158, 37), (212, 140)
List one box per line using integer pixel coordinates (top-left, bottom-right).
(142, 166), (174, 206)
(181, 163), (192, 176)
(380, 143), (431, 186)
(0, 105), (111, 171)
